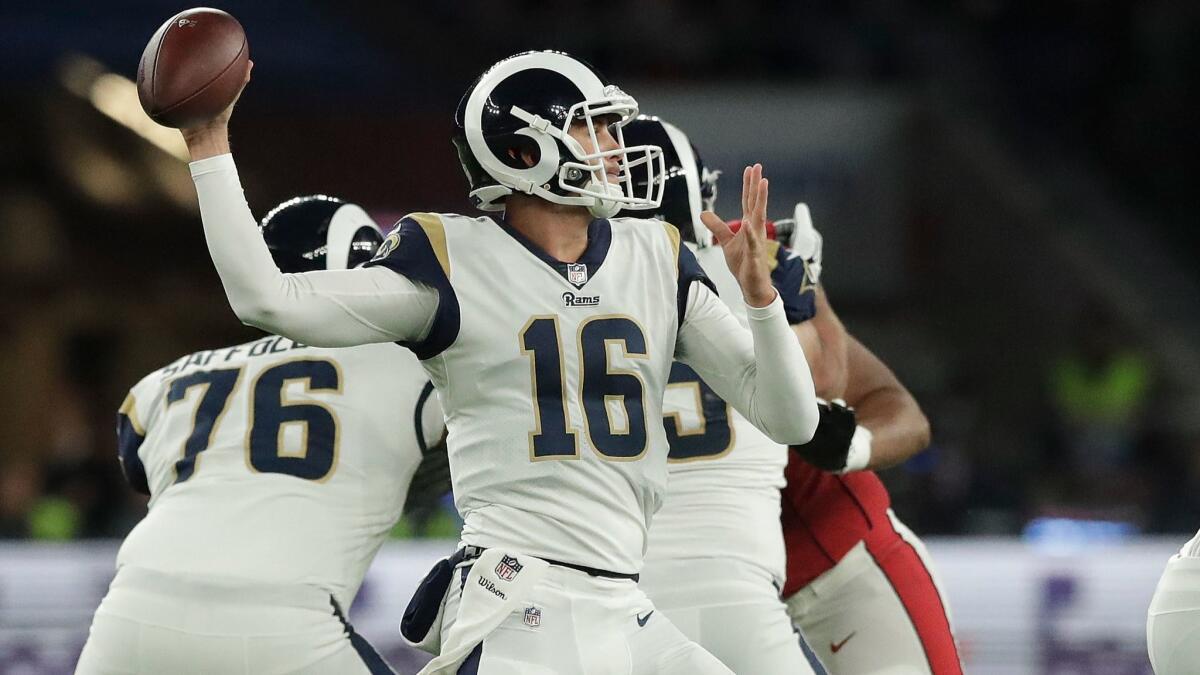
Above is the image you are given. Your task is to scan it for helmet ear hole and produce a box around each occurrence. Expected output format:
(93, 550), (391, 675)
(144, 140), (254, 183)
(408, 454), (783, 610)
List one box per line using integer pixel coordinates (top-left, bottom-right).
(489, 133), (544, 171)
(508, 136), (541, 169)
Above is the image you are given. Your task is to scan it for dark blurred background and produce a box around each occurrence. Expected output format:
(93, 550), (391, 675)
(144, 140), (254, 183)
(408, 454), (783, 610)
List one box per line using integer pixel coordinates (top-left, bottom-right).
(1, 0), (1198, 546)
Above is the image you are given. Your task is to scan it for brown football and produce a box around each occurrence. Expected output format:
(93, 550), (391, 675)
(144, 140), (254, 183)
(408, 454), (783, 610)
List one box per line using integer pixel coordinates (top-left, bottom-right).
(136, 8), (249, 129)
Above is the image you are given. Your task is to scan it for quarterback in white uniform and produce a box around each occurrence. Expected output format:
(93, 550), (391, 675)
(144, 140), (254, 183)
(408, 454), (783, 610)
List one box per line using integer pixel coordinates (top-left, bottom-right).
(623, 117), (818, 673)
(179, 50), (819, 673)
(1147, 530), (1200, 673)
(76, 197), (444, 675)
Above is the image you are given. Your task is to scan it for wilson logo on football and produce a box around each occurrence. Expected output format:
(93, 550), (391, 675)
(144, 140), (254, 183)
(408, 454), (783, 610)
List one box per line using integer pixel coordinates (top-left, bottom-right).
(495, 555), (523, 581)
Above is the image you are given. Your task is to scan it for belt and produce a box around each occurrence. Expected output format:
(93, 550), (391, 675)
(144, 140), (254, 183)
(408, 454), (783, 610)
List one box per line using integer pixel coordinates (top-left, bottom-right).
(457, 545), (639, 582)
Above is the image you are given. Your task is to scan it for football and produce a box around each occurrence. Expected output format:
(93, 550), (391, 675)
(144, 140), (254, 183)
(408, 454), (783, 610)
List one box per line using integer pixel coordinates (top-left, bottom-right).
(136, 8), (249, 129)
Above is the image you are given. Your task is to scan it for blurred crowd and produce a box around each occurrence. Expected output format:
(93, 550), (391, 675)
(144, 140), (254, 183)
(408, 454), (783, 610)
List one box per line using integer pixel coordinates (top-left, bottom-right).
(1, 0), (1197, 542)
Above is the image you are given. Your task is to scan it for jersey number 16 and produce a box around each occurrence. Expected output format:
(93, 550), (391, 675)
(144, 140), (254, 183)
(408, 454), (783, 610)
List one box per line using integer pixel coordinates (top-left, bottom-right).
(521, 315), (648, 461)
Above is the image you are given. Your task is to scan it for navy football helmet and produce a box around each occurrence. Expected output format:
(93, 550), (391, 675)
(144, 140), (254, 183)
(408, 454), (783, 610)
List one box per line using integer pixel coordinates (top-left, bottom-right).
(453, 50), (665, 218)
(260, 195), (382, 273)
(618, 115), (719, 248)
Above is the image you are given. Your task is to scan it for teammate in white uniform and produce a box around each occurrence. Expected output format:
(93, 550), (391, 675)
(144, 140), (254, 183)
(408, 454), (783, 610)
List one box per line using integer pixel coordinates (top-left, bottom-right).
(1147, 530), (1200, 673)
(629, 116), (957, 675)
(622, 117), (818, 674)
(77, 197), (445, 674)
(178, 50), (819, 673)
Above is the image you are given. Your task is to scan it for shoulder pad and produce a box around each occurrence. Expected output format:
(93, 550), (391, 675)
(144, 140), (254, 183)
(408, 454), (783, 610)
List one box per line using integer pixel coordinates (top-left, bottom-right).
(365, 216), (460, 359)
(770, 242), (817, 323)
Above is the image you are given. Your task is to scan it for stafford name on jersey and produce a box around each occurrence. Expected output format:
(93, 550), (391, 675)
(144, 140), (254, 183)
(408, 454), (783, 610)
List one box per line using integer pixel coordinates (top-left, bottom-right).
(157, 335), (310, 379)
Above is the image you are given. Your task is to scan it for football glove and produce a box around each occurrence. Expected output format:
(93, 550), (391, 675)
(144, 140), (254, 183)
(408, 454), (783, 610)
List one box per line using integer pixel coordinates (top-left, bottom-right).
(791, 399), (872, 473)
(773, 203), (823, 286)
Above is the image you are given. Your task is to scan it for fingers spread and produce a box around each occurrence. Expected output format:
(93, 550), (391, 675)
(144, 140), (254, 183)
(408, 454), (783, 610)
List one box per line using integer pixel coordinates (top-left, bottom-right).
(700, 211), (734, 245)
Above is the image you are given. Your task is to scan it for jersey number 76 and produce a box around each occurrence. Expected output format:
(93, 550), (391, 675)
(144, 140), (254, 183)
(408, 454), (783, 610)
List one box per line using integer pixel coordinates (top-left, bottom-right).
(165, 358), (341, 483)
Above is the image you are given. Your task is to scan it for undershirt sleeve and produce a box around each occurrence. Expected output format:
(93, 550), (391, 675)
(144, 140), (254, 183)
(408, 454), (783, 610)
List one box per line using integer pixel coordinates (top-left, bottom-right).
(675, 281), (819, 444)
(190, 154), (437, 347)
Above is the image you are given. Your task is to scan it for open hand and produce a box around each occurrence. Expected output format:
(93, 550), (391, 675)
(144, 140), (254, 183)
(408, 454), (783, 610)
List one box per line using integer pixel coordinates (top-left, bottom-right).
(700, 164), (777, 307)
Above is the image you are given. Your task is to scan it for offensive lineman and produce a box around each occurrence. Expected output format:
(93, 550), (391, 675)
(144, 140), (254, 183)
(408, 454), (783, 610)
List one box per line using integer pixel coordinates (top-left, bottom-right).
(1146, 530), (1200, 673)
(622, 116), (818, 673)
(180, 50), (819, 673)
(626, 116), (961, 674)
(76, 196), (445, 674)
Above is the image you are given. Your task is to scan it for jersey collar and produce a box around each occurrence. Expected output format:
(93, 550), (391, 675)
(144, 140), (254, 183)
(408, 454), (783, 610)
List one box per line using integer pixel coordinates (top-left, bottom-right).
(491, 215), (612, 289)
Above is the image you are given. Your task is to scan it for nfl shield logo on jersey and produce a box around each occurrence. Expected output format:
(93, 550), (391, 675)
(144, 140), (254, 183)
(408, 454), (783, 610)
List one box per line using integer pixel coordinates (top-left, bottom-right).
(523, 606), (542, 628)
(567, 263), (588, 286)
(496, 555), (523, 581)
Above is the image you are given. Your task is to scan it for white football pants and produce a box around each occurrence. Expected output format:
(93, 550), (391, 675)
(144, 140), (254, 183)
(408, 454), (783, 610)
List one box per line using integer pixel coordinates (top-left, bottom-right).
(75, 566), (391, 675)
(640, 557), (813, 674)
(440, 560), (731, 674)
(1147, 553), (1200, 674)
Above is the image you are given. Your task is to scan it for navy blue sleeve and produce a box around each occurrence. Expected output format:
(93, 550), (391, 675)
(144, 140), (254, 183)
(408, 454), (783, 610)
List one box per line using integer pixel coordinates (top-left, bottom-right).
(677, 244), (717, 326)
(364, 218), (460, 359)
(116, 410), (150, 496)
(770, 242), (817, 324)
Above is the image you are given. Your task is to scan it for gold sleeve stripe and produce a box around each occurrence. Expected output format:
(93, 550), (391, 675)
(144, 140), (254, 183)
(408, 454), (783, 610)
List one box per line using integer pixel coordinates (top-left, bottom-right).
(764, 239), (781, 272)
(662, 222), (682, 274)
(119, 393), (146, 436)
(410, 212), (451, 279)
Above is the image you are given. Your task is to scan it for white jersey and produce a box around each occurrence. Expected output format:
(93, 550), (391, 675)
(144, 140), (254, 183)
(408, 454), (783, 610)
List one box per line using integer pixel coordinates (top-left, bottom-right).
(367, 213), (695, 575)
(1180, 529), (1200, 557)
(647, 241), (817, 584)
(189, 152), (821, 579)
(115, 335), (442, 611)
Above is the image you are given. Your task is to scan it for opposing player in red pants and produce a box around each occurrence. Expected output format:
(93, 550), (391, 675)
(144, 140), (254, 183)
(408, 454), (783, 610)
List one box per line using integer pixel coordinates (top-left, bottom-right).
(778, 205), (964, 675)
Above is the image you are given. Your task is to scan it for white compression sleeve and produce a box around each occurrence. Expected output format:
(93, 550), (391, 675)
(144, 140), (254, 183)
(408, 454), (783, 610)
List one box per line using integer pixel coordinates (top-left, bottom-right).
(190, 154), (438, 347)
(676, 282), (819, 444)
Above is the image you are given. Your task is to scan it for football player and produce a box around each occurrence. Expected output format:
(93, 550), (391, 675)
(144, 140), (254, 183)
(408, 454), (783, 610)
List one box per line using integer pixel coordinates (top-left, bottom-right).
(621, 116), (818, 674)
(1146, 530), (1200, 673)
(776, 206), (962, 675)
(76, 196), (445, 674)
(625, 116), (962, 675)
(179, 51), (819, 673)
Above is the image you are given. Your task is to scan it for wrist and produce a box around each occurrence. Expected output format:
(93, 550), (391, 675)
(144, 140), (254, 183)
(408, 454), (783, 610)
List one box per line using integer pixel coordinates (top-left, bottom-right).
(838, 425), (873, 473)
(744, 287), (778, 308)
(744, 290), (784, 320)
(182, 124), (232, 161)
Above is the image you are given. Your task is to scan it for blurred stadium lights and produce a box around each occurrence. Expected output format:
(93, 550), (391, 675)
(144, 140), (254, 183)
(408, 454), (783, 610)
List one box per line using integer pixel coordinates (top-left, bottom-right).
(1022, 517), (1137, 557)
(58, 54), (189, 162)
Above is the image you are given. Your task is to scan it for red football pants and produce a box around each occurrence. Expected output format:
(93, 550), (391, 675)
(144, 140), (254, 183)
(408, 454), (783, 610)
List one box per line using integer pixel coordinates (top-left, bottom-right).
(785, 510), (963, 674)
